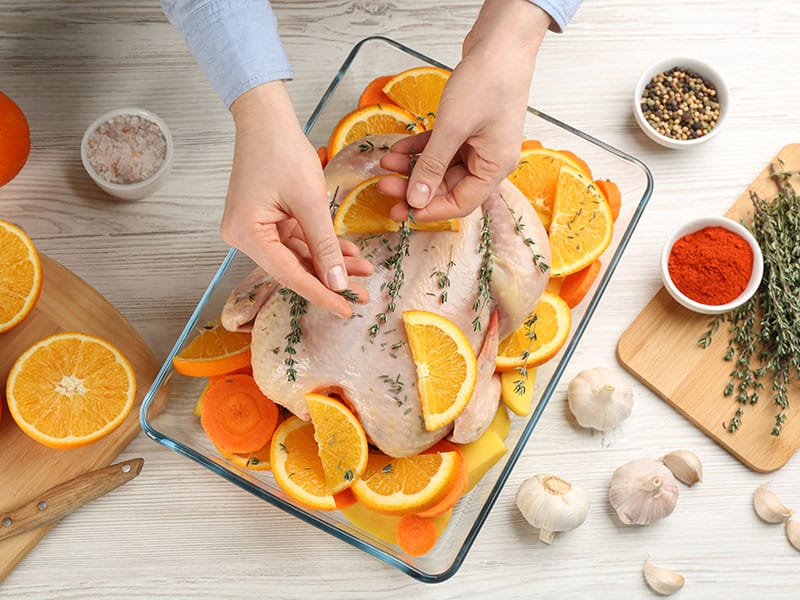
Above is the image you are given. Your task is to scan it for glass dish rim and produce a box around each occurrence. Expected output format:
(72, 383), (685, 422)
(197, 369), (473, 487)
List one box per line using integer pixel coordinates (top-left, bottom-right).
(139, 35), (655, 584)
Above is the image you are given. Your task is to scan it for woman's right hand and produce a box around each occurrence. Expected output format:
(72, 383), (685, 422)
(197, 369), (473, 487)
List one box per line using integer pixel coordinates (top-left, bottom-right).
(223, 81), (373, 318)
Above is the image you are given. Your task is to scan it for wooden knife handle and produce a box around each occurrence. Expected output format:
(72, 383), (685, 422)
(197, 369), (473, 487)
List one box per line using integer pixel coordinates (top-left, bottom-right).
(0, 458), (144, 542)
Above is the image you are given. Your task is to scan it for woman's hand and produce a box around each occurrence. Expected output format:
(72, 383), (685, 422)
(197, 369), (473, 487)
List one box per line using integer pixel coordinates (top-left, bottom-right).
(223, 81), (373, 318)
(378, 0), (552, 222)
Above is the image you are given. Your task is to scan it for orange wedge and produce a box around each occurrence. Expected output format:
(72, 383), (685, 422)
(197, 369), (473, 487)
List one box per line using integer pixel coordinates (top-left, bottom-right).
(350, 450), (461, 515)
(382, 66), (450, 129)
(495, 292), (572, 371)
(402, 310), (477, 431)
(327, 104), (423, 159)
(507, 148), (590, 231)
(333, 174), (458, 235)
(270, 416), (336, 511)
(548, 165), (614, 277)
(6, 332), (136, 449)
(306, 393), (368, 494)
(0, 219), (42, 333)
(172, 320), (251, 377)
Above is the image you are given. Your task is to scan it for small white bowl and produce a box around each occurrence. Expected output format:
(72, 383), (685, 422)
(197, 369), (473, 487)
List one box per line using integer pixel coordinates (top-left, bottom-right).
(661, 216), (763, 315)
(81, 107), (173, 200)
(633, 57), (730, 149)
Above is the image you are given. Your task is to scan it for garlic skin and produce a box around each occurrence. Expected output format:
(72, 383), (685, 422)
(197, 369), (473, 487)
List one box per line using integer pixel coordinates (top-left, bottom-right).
(516, 474), (589, 544)
(608, 458), (679, 525)
(662, 450), (703, 487)
(567, 367), (633, 431)
(753, 484), (793, 524)
(644, 560), (685, 596)
(786, 519), (800, 552)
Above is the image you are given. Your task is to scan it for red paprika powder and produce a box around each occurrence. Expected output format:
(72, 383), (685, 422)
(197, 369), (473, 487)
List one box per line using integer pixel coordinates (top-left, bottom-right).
(667, 225), (753, 305)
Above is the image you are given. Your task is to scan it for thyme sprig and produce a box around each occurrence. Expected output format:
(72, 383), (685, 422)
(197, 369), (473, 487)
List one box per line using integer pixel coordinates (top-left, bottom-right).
(500, 193), (550, 273)
(431, 249), (455, 304)
(699, 164), (800, 435)
(472, 210), (494, 332)
(329, 185), (341, 220)
(513, 314), (538, 396)
(279, 288), (308, 382)
(370, 211), (415, 336)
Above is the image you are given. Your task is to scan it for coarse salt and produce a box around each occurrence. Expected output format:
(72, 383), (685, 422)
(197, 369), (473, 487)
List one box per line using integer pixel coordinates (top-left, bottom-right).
(86, 114), (166, 185)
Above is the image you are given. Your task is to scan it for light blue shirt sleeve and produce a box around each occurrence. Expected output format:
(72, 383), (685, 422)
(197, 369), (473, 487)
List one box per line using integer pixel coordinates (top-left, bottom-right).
(161, 0), (293, 108)
(531, 0), (582, 33)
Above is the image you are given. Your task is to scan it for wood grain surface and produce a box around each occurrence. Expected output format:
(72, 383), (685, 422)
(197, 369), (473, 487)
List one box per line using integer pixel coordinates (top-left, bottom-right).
(618, 145), (800, 472)
(1, 1), (800, 599)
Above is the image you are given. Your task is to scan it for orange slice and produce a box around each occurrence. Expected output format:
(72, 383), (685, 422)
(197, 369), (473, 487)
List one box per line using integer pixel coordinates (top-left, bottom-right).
(402, 310), (477, 431)
(382, 66), (450, 129)
(306, 393), (368, 494)
(333, 174), (458, 235)
(0, 219), (42, 333)
(270, 416), (336, 511)
(327, 104), (423, 158)
(350, 451), (461, 515)
(549, 165), (614, 277)
(495, 292), (572, 371)
(172, 320), (251, 377)
(358, 74), (395, 108)
(6, 332), (136, 449)
(230, 443), (272, 471)
(507, 148), (589, 231)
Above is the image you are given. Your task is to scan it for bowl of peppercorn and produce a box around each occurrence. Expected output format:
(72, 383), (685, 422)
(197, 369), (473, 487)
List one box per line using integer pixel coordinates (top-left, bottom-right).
(634, 57), (729, 149)
(661, 216), (763, 315)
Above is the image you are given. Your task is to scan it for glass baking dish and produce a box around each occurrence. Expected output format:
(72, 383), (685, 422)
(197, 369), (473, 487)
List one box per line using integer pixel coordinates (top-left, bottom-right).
(140, 36), (653, 583)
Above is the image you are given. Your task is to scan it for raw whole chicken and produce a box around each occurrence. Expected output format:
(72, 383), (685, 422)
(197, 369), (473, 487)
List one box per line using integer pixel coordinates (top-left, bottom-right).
(222, 134), (550, 457)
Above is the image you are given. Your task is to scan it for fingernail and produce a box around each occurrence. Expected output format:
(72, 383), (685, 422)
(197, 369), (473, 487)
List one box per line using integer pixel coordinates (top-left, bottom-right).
(408, 182), (431, 208)
(326, 264), (348, 291)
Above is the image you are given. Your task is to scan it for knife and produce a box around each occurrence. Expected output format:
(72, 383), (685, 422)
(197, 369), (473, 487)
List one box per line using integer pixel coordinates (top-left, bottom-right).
(0, 457), (144, 542)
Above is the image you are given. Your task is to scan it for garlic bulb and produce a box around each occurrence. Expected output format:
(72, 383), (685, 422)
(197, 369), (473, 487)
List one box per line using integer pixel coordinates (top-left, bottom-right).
(608, 458), (679, 525)
(786, 519), (800, 552)
(516, 474), (589, 544)
(567, 367), (633, 431)
(753, 483), (793, 524)
(643, 560), (685, 596)
(662, 450), (703, 487)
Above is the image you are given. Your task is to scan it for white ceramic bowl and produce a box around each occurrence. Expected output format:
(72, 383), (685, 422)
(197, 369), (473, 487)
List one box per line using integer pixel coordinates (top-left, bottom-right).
(81, 107), (173, 200)
(661, 216), (763, 315)
(633, 57), (730, 149)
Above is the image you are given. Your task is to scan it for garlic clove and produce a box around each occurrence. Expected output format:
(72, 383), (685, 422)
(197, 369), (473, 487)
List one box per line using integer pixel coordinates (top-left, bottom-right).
(516, 474), (590, 544)
(786, 519), (800, 552)
(608, 458), (679, 526)
(662, 450), (703, 487)
(567, 367), (634, 431)
(753, 483), (793, 524)
(643, 560), (685, 596)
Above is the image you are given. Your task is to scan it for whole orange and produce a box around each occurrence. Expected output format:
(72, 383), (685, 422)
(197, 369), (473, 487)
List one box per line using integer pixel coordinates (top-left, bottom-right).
(0, 91), (31, 187)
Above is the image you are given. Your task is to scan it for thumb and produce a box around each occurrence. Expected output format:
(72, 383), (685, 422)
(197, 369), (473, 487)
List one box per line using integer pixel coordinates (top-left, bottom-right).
(294, 193), (349, 292)
(406, 127), (463, 209)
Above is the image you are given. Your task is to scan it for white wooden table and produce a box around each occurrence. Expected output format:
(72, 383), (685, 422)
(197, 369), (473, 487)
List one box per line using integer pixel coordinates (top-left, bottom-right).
(2, 1), (799, 598)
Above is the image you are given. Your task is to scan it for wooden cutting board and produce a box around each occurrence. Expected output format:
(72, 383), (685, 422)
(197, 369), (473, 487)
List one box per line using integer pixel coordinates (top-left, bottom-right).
(0, 254), (168, 582)
(618, 144), (800, 473)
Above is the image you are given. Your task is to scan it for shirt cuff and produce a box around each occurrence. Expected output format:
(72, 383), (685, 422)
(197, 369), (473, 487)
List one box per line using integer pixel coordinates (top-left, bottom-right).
(529, 0), (582, 33)
(163, 0), (294, 108)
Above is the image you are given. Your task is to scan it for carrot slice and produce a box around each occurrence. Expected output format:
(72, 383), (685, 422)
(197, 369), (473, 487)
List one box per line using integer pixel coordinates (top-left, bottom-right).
(559, 259), (602, 308)
(594, 179), (621, 221)
(317, 146), (328, 168)
(417, 440), (468, 518)
(521, 139), (543, 151)
(357, 75), (394, 108)
(334, 487), (358, 510)
(396, 514), (438, 556)
(200, 374), (279, 454)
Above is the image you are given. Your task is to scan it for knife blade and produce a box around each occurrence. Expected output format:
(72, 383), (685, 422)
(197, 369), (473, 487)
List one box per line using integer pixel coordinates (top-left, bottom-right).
(0, 457), (144, 542)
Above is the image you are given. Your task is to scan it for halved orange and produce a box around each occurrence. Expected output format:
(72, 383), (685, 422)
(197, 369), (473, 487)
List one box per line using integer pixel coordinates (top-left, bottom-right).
(333, 174), (458, 236)
(172, 320), (251, 377)
(306, 393), (368, 494)
(327, 104), (423, 158)
(270, 416), (336, 511)
(382, 66), (450, 129)
(6, 332), (136, 449)
(350, 450), (461, 515)
(495, 292), (572, 371)
(548, 165), (614, 277)
(402, 310), (477, 431)
(0, 219), (42, 333)
(507, 148), (589, 231)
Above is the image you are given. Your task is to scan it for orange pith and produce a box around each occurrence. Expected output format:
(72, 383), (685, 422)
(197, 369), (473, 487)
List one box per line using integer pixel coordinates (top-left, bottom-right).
(172, 320), (252, 377)
(6, 332), (137, 449)
(0, 219), (42, 333)
(382, 66), (450, 129)
(327, 104), (423, 159)
(495, 292), (572, 371)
